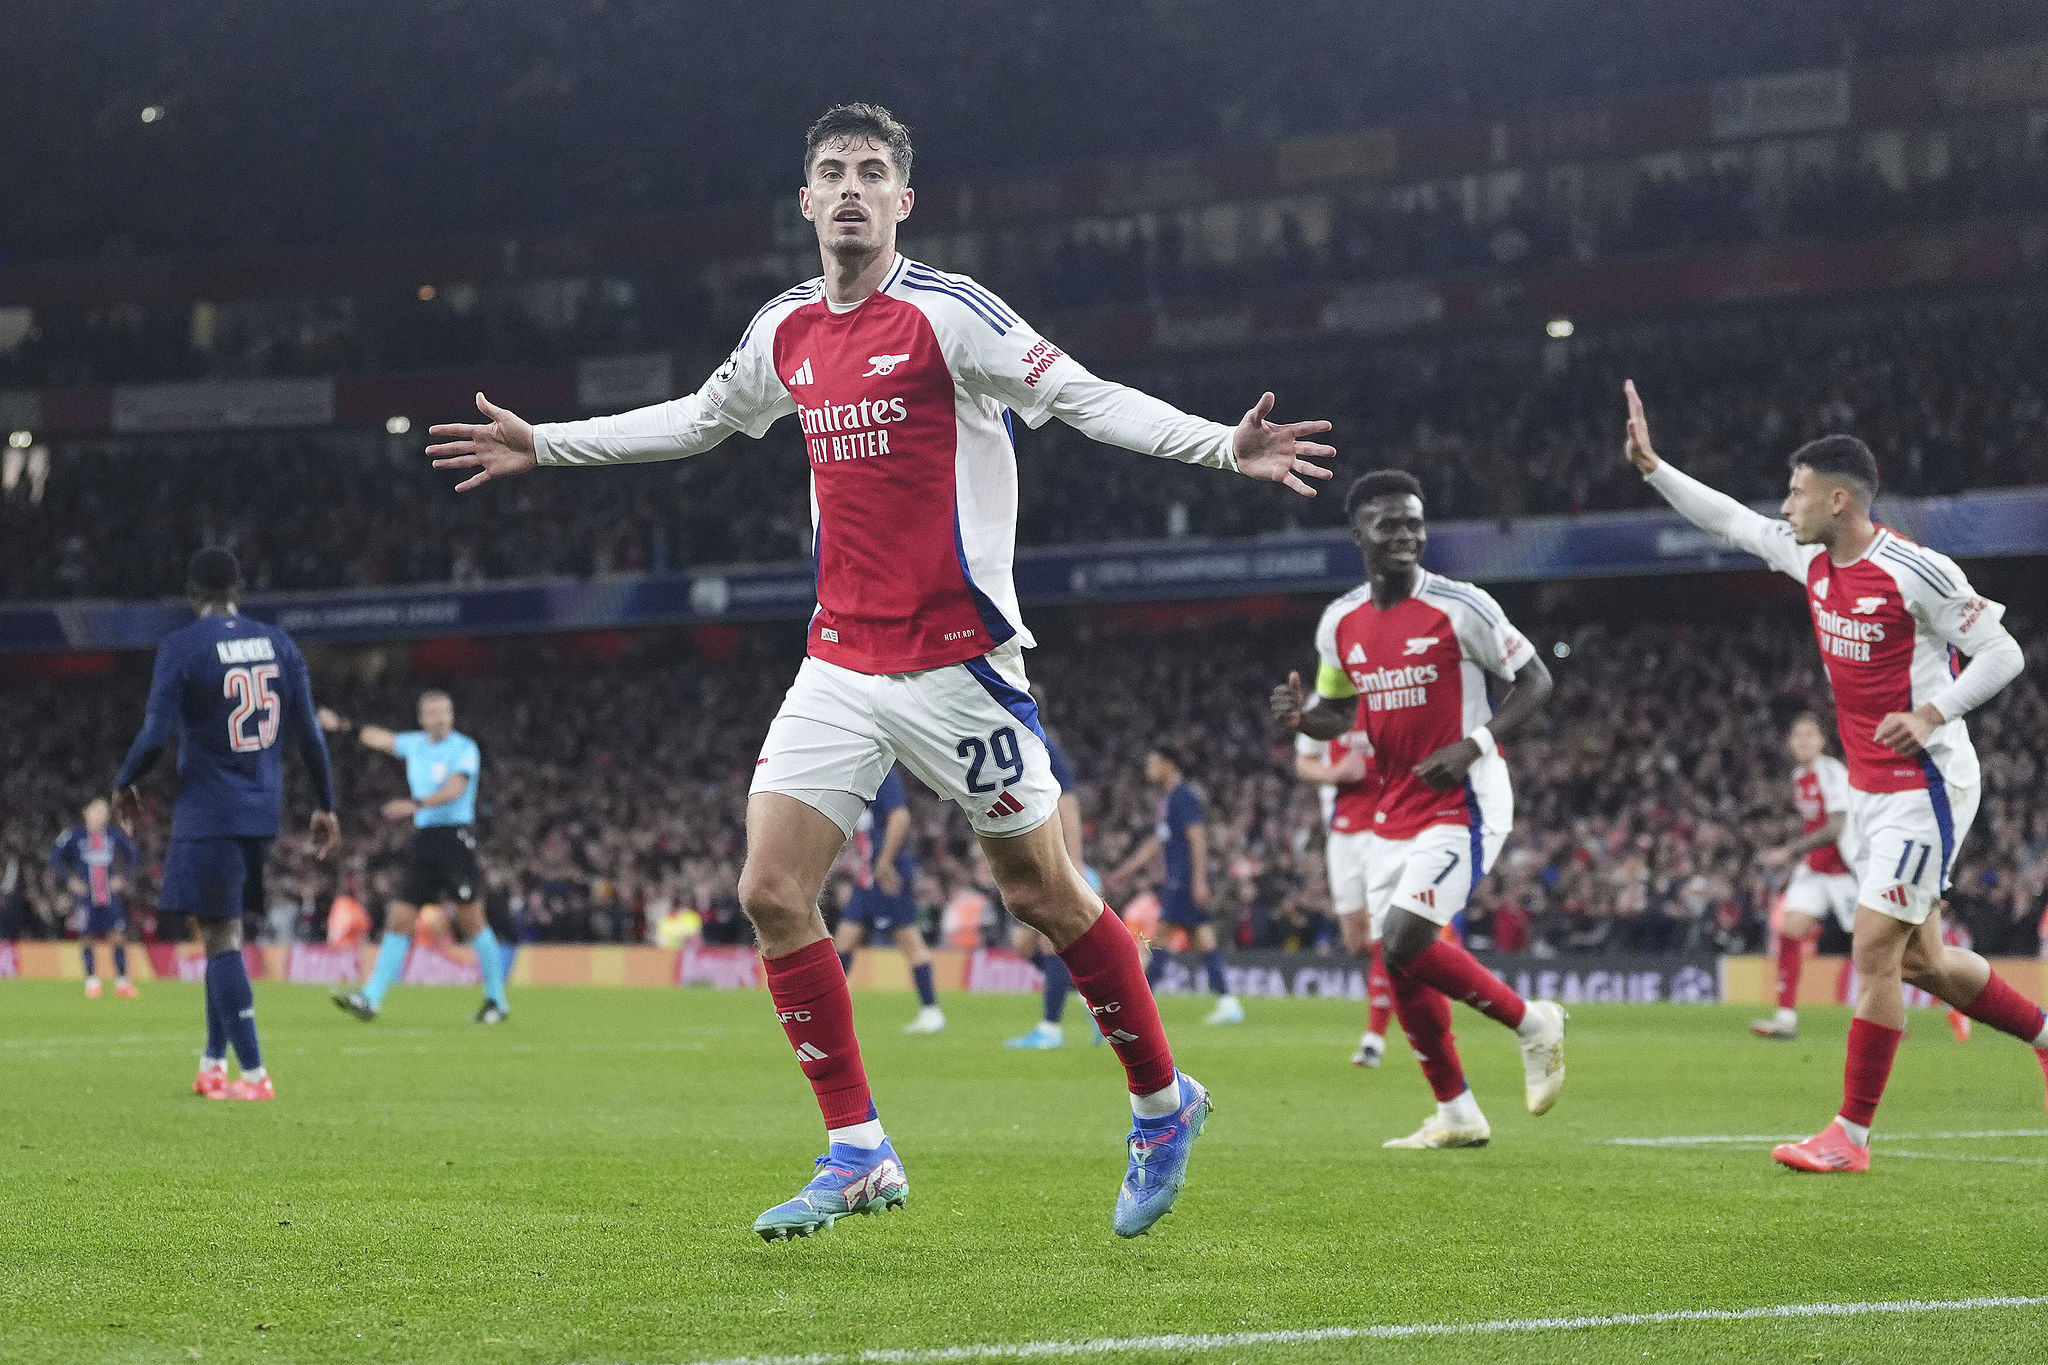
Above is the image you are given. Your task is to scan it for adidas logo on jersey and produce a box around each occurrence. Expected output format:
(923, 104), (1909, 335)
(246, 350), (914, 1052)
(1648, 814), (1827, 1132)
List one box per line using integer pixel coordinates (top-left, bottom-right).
(1813, 576), (1829, 600)
(983, 791), (1026, 821)
(787, 358), (814, 386)
(861, 353), (910, 377)
(1346, 643), (1369, 664)
(1403, 636), (1440, 656)
(1881, 886), (1911, 908)
(1852, 596), (1886, 615)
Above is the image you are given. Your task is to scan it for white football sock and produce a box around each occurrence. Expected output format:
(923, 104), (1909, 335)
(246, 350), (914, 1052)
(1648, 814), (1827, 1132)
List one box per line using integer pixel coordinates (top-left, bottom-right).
(2033, 1019), (2048, 1049)
(1439, 1088), (1484, 1126)
(241, 1067), (267, 1084)
(1776, 1006), (1798, 1028)
(828, 1118), (886, 1150)
(1132, 1076), (1182, 1120)
(1835, 1116), (1871, 1148)
(1514, 1004), (1547, 1039)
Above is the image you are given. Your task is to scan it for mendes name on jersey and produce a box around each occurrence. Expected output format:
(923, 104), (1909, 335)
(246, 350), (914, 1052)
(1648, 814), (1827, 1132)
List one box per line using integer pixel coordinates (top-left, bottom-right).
(1792, 755), (1852, 876)
(1314, 573), (1535, 841)
(679, 255), (1082, 675)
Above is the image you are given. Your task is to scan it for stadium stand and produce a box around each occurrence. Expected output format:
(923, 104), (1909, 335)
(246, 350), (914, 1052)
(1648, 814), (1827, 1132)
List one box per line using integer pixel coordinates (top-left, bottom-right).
(4, 613), (2042, 958)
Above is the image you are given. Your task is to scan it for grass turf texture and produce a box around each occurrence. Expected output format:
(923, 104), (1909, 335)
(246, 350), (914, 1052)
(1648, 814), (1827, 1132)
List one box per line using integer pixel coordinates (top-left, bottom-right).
(4, 983), (2046, 1364)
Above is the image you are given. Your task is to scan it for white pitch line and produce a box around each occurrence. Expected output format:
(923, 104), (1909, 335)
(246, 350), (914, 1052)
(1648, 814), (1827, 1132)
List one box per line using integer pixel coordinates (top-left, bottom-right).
(1604, 1128), (2048, 1147)
(664, 1296), (2048, 1365)
(1888, 1149), (2048, 1166)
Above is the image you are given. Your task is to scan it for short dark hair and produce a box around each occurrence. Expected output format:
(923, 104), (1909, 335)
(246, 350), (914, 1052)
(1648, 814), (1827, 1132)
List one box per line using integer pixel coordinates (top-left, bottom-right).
(1150, 743), (1186, 772)
(1344, 468), (1425, 521)
(804, 103), (913, 183)
(1789, 434), (1879, 504)
(185, 547), (242, 601)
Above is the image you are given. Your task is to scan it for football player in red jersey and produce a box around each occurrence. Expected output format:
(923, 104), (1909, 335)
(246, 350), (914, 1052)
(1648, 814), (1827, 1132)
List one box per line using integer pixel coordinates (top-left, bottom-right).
(1293, 730), (1393, 1065)
(1626, 381), (2042, 1172)
(1752, 713), (1859, 1040)
(428, 104), (1335, 1238)
(1273, 471), (1565, 1149)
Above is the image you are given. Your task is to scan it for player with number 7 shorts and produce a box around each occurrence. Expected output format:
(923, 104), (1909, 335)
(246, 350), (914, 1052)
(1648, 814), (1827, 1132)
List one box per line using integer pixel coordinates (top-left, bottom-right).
(1272, 470), (1567, 1151)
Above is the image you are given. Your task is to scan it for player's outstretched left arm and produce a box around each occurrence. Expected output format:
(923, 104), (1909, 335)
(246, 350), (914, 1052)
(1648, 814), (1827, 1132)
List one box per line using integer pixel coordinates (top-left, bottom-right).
(1228, 392), (1337, 497)
(1413, 654), (1553, 791)
(1042, 379), (1334, 496)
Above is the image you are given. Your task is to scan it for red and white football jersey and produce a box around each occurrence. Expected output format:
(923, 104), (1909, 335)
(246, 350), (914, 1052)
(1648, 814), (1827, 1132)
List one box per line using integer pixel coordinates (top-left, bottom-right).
(1668, 503), (2002, 792)
(538, 255), (1086, 675)
(1295, 729), (1379, 833)
(1791, 754), (1852, 876)
(1313, 573), (1536, 840)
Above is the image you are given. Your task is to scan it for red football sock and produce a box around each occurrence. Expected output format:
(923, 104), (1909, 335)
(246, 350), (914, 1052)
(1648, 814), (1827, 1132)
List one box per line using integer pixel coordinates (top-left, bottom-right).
(1387, 967), (1466, 1102)
(1958, 972), (2048, 1044)
(1775, 932), (1806, 1011)
(1060, 908), (1176, 1095)
(1839, 1017), (1904, 1128)
(1367, 942), (1393, 1038)
(1403, 939), (1527, 1029)
(763, 939), (874, 1131)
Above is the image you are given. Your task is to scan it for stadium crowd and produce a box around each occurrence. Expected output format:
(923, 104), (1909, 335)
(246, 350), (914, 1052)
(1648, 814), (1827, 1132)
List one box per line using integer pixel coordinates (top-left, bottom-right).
(4, 612), (2043, 962)
(7, 0), (2035, 264)
(9, 293), (2048, 601)
(9, 137), (2048, 392)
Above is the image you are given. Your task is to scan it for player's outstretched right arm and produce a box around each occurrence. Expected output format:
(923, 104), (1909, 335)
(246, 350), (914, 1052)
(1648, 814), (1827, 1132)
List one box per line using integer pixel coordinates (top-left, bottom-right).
(1624, 380), (1807, 579)
(429, 316), (797, 490)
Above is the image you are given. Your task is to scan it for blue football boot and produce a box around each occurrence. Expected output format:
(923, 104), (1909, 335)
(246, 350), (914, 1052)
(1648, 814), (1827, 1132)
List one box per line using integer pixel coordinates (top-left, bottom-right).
(1004, 1022), (1064, 1049)
(754, 1140), (909, 1241)
(1112, 1072), (1212, 1238)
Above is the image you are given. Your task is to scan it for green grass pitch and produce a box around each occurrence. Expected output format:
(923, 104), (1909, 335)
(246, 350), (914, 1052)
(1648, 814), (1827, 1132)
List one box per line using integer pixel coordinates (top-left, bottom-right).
(4, 982), (2046, 1364)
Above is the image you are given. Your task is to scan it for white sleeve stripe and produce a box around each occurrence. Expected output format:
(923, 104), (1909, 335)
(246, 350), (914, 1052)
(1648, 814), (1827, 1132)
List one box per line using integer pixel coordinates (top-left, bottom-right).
(1876, 543), (1957, 595)
(901, 268), (1011, 334)
(1421, 576), (1506, 629)
(739, 281), (823, 349)
(901, 261), (1019, 325)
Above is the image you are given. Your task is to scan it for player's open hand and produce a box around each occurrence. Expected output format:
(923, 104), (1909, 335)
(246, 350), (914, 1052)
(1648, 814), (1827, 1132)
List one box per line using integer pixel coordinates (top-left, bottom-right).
(876, 864), (904, 897)
(1874, 703), (1942, 756)
(316, 706), (348, 733)
(1269, 671), (1308, 729)
(309, 810), (341, 860)
(382, 798), (419, 823)
(1233, 393), (1335, 496)
(1622, 380), (1660, 475)
(1330, 750), (1369, 785)
(1413, 737), (1482, 791)
(427, 392), (538, 492)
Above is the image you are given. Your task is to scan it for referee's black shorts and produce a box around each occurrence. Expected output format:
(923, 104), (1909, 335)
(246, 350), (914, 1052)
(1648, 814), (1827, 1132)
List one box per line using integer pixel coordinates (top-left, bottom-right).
(399, 825), (482, 907)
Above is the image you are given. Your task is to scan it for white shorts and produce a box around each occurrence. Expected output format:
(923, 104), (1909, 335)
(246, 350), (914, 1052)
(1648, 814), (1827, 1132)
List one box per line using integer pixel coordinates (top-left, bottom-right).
(1326, 829), (1373, 917)
(751, 645), (1062, 840)
(1783, 863), (1859, 933)
(1364, 821), (1508, 934)
(1848, 780), (1981, 927)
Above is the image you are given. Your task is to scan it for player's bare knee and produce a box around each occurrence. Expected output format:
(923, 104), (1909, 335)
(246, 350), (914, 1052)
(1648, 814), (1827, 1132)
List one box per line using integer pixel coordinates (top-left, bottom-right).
(737, 861), (818, 936)
(1379, 911), (1434, 972)
(197, 917), (240, 955)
